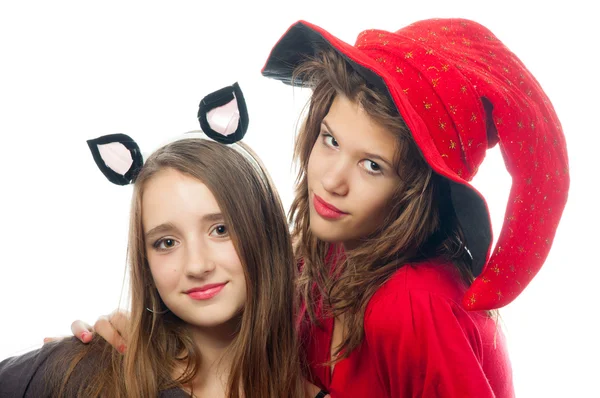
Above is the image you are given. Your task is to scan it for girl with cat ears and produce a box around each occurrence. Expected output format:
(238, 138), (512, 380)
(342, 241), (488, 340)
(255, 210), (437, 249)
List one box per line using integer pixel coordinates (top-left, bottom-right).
(1, 83), (308, 397)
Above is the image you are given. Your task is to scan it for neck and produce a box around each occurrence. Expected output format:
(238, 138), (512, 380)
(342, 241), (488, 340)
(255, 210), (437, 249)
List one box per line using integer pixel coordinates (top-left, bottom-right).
(178, 316), (241, 395)
(342, 240), (357, 251)
(191, 319), (238, 365)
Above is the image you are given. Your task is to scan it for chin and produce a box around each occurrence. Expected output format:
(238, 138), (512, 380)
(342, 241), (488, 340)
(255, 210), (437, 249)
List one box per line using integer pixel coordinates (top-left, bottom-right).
(310, 222), (345, 243)
(183, 312), (238, 329)
(170, 303), (240, 328)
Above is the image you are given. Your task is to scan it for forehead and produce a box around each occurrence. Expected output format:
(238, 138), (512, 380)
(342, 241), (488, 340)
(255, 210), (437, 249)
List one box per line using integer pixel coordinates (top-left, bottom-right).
(141, 168), (221, 227)
(324, 95), (398, 157)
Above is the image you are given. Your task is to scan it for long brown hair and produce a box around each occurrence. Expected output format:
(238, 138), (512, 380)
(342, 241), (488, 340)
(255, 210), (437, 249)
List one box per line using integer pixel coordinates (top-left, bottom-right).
(53, 138), (304, 397)
(291, 50), (476, 359)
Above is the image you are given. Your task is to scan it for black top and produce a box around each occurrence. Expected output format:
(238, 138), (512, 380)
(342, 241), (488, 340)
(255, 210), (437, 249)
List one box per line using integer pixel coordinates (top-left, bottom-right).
(0, 337), (189, 397)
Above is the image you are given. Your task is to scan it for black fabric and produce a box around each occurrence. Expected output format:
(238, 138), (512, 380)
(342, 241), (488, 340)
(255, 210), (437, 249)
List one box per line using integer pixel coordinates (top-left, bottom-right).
(198, 82), (249, 144)
(0, 342), (58, 397)
(0, 338), (190, 397)
(86, 133), (143, 186)
(262, 23), (388, 94)
(262, 23), (319, 86)
(315, 389), (329, 398)
(448, 180), (491, 276)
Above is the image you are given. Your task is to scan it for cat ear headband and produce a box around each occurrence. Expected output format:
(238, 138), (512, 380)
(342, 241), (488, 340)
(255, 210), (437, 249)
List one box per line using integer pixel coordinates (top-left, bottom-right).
(87, 82), (253, 185)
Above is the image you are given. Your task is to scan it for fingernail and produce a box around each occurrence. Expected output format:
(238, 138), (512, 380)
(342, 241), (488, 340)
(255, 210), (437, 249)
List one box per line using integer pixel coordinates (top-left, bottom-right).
(81, 331), (90, 341)
(118, 344), (127, 354)
(43, 338), (51, 344)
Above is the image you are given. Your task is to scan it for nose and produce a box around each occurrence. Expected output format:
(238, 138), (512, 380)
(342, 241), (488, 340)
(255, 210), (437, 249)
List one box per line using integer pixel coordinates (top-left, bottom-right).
(321, 157), (349, 197)
(183, 240), (215, 278)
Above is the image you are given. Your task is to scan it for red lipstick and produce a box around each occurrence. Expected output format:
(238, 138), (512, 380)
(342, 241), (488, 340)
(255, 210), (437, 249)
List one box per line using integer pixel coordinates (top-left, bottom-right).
(313, 194), (348, 219)
(186, 283), (227, 300)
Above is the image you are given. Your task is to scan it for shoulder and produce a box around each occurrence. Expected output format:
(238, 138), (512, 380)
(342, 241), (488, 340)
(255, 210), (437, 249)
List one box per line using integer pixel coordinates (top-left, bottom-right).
(364, 259), (481, 344)
(377, 258), (468, 300)
(0, 342), (54, 396)
(365, 259), (469, 317)
(0, 337), (88, 397)
(1, 336), (114, 397)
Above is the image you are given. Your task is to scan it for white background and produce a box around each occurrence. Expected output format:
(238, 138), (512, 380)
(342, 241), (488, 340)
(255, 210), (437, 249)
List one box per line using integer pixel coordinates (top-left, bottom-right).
(0, 1), (598, 396)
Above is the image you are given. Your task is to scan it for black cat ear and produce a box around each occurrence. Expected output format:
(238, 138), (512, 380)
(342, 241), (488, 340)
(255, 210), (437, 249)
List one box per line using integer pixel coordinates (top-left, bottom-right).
(197, 82), (249, 144)
(86, 134), (143, 185)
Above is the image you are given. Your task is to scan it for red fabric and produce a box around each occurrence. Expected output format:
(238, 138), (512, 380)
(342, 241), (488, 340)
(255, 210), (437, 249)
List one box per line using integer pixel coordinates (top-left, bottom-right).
(299, 259), (513, 397)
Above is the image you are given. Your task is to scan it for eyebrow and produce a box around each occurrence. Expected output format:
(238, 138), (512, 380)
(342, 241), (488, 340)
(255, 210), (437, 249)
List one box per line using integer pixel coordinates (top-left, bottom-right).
(144, 213), (225, 239)
(202, 213), (225, 223)
(145, 222), (177, 240)
(363, 152), (393, 169)
(321, 120), (394, 168)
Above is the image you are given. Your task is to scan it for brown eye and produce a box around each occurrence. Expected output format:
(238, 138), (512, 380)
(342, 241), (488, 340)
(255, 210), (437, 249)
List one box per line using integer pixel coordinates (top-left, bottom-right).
(368, 161), (380, 171)
(210, 224), (229, 237)
(154, 238), (179, 250)
(323, 134), (339, 148)
(361, 159), (383, 175)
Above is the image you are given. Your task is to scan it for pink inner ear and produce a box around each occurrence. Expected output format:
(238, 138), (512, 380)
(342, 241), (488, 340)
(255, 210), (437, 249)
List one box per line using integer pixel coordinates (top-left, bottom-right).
(98, 142), (133, 175)
(206, 97), (240, 136)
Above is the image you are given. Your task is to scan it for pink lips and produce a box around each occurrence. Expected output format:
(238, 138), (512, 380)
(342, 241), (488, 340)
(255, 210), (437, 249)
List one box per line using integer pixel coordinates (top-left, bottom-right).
(186, 283), (227, 300)
(313, 194), (348, 219)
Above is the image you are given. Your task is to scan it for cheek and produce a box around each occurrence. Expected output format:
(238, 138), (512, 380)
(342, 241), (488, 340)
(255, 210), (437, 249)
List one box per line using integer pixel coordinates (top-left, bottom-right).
(306, 154), (317, 184)
(360, 183), (397, 221)
(306, 144), (325, 182)
(147, 255), (181, 293)
(218, 244), (244, 275)
(217, 244), (246, 297)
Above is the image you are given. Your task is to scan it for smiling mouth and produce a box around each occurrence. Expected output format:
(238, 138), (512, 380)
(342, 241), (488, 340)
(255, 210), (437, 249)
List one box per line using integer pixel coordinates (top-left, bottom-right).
(186, 283), (227, 300)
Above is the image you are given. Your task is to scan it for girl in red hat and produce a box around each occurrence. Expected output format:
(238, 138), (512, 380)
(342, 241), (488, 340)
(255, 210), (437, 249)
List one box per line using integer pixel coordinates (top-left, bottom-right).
(260, 18), (569, 398)
(63, 18), (569, 398)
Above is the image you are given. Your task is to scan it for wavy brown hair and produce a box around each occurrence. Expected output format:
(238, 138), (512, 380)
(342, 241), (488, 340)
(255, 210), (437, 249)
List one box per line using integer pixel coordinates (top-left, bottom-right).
(52, 138), (304, 397)
(290, 50), (477, 360)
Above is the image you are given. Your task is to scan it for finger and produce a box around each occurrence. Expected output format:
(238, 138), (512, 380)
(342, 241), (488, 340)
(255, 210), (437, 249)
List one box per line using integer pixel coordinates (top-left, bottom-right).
(70, 320), (94, 343)
(94, 315), (127, 353)
(108, 310), (130, 341)
(43, 336), (65, 344)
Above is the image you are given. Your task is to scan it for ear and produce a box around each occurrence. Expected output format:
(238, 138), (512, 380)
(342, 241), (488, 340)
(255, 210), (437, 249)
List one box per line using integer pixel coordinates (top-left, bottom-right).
(197, 82), (249, 144)
(87, 134), (143, 185)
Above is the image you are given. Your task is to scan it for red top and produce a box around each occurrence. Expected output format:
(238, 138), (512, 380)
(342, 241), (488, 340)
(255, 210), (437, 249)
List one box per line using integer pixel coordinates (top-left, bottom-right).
(300, 259), (514, 397)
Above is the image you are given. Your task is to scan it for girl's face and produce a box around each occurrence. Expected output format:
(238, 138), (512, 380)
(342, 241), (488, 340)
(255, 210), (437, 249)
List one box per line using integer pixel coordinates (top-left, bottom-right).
(142, 168), (246, 330)
(306, 95), (401, 247)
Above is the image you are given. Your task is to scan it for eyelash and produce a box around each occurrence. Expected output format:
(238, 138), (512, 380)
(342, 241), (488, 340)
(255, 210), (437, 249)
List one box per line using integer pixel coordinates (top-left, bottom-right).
(320, 132), (338, 148)
(361, 160), (383, 176)
(320, 131), (384, 176)
(151, 224), (228, 251)
(209, 224), (229, 238)
(153, 238), (179, 251)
